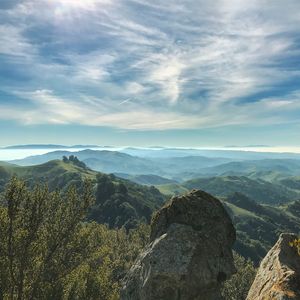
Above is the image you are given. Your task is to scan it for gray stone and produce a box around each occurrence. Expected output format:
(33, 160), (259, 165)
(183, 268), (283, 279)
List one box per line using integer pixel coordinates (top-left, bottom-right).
(247, 233), (300, 300)
(121, 189), (236, 300)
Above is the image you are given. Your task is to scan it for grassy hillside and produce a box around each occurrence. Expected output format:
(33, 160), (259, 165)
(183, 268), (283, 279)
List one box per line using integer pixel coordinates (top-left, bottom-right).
(0, 159), (166, 229)
(198, 159), (300, 177)
(223, 193), (300, 264)
(278, 176), (300, 190)
(0, 160), (96, 192)
(114, 173), (178, 185)
(156, 183), (189, 196)
(182, 175), (300, 204)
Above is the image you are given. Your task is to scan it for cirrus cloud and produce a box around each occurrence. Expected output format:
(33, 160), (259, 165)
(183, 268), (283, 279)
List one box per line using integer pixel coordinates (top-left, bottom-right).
(0, 0), (300, 131)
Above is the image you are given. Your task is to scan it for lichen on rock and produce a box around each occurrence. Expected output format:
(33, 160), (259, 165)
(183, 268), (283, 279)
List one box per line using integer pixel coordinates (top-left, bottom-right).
(247, 233), (300, 300)
(121, 189), (236, 300)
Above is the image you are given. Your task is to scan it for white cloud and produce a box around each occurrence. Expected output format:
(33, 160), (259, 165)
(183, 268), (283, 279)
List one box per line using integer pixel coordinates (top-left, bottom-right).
(0, 24), (36, 57)
(125, 82), (145, 95)
(0, 88), (297, 131)
(0, 0), (300, 130)
(148, 55), (184, 103)
(1, 89), (200, 129)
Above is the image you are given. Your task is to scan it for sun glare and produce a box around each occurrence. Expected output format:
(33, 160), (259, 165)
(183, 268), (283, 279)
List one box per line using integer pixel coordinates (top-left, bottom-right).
(53, 0), (94, 9)
(51, 0), (110, 18)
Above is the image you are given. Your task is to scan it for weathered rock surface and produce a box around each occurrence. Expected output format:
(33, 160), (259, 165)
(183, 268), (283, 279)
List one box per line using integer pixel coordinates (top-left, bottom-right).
(121, 189), (236, 300)
(247, 233), (300, 300)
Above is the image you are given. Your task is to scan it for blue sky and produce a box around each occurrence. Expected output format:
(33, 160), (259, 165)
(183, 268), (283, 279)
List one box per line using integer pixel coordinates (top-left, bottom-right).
(0, 0), (300, 147)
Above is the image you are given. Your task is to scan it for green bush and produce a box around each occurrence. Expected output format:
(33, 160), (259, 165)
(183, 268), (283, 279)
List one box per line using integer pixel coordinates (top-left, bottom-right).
(0, 177), (149, 300)
(221, 252), (256, 300)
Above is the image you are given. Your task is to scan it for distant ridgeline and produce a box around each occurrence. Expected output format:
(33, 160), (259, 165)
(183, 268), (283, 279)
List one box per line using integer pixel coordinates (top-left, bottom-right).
(0, 156), (300, 264)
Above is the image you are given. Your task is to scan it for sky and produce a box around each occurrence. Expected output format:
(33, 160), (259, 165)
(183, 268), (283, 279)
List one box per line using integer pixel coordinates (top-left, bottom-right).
(0, 0), (300, 148)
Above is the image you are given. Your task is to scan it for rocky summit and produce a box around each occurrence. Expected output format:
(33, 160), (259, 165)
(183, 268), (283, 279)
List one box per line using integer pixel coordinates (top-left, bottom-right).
(121, 189), (236, 300)
(247, 233), (300, 300)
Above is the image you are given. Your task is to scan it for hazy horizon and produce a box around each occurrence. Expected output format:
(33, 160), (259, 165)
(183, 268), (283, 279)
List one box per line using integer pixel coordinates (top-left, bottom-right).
(3, 144), (300, 162)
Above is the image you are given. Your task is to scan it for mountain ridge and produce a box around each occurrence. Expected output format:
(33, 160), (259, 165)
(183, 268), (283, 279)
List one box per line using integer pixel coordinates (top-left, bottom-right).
(0, 159), (166, 229)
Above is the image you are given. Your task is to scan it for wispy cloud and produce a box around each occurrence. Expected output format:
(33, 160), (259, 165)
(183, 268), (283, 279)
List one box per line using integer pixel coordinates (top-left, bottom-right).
(0, 0), (300, 130)
(0, 24), (36, 57)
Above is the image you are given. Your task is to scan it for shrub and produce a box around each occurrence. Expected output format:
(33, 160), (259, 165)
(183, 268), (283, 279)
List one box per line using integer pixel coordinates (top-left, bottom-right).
(221, 252), (256, 300)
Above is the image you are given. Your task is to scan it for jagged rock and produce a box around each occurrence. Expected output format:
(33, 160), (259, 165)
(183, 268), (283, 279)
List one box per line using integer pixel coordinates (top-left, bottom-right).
(121, 189), (236, 300)
(247, 233), (300, 300)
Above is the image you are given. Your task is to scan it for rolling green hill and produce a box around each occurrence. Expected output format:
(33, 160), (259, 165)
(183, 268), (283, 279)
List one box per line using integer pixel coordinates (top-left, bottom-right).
(156, 183), (189, 196)
(278, 176), (300, 191)
(113, 173), (178, 185)
(0, 159), (166, 229)
(223, 193), (300, 264)
(0, 159), (96, 192)
(197, 159), (300, 177)
(182, 175), (300, 204)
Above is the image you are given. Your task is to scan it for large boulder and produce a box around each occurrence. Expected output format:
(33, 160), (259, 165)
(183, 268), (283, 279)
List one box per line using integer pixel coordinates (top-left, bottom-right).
(247, 233), (300, 300)
(121, 189), (236, 300)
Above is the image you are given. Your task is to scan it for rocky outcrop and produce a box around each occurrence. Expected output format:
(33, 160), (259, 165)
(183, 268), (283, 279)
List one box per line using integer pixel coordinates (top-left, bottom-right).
(121, 189), (236, 300)
(247, 233), (300, 300)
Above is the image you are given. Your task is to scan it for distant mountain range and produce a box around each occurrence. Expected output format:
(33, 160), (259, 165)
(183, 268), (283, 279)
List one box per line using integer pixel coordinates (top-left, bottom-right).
(8, 149), (233, 179)
(3, 144), (300, 160)
(8, 149), (300, 182)
(4, 146), (300, 204)
(121, 147), (300, 160)
(10, 150), (163, 174)
(7, 148), (300, 206)
(224, 144), (271, 148)
(3, 144), (101, 149)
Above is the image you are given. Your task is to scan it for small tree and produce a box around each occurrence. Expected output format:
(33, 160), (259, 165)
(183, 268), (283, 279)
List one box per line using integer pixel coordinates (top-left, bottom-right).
(0, 177), (94, 299)
(96, 174), (115, 205)
(221, 252), (256, 300)
(118, 183), (128, 195)
(0, 177), (151, 300)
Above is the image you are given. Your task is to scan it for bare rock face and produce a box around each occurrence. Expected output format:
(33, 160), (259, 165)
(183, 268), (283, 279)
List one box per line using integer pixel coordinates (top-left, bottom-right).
(247, 233), (300, 300)
(121, 189), (236, 300)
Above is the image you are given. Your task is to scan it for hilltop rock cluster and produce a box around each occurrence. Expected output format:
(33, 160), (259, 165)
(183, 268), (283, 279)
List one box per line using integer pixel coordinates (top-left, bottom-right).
(121, 189), (236, 300)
